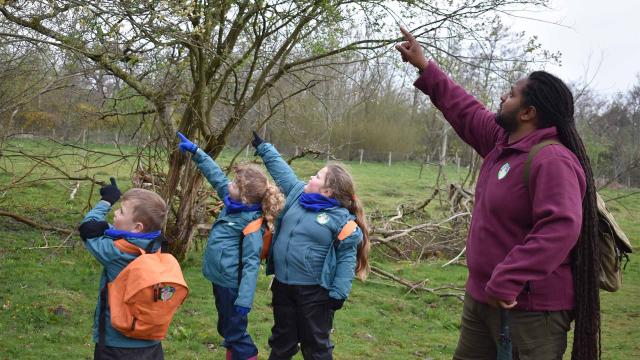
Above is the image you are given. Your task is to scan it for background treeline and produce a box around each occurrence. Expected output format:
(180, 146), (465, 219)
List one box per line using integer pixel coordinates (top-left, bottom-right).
(2, 19), (637, 187)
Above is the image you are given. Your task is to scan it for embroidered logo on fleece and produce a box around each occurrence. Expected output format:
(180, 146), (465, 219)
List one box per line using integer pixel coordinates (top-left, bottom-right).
(316, 212), (330, 225)
(498, 163), (510, 180)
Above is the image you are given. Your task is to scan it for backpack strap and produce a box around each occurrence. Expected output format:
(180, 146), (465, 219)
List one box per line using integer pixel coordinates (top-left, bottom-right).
(338, 220), (358, 241)
(97, 272), (108, 356)
(238, 218), (265, 286)
(334, 220), (358, 249)
(523, 140), (562, 192)
(113, 236), (162, 255)
(243, 218), (264, 235)
(261, 228), (273, 260)
(114, 239), (143, 255)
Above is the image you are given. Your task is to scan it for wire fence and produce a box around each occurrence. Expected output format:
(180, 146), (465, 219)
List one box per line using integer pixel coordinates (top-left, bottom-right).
(9, 128), (474, 169)
(9, 128), (639, 188)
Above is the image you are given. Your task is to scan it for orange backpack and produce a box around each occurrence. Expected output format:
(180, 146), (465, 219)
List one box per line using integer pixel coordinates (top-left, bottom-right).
(101, 239), (189, 341)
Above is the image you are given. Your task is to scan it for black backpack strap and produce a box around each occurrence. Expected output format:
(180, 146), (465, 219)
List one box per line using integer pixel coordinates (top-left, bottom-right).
(97, 273), (108, 357)
(523, 140), (562, 192)
(238, 233), (245, 287)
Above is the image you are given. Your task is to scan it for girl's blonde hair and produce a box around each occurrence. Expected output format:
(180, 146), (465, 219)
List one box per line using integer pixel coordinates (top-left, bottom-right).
(233, 163), (284, 231)
(324, 163), (370, 281)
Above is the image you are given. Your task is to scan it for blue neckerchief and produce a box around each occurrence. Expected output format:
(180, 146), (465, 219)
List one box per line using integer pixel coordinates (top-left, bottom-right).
(104, 229), (161, 240)
(223, 195), (261, 214)
(299, 192), (340, 212)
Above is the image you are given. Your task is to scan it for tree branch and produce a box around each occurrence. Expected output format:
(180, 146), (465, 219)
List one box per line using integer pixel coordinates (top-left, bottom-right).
(0, 210), (74, 235)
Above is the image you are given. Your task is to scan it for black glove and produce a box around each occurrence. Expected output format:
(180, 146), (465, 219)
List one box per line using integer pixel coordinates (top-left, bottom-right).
(328, 297), (345, 311)
(251, 130), (264, 148)
(79, 220), (109, 241)
(100, 177), (121, 205)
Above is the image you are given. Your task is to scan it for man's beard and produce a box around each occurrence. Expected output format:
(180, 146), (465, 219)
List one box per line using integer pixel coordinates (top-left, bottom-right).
(495, 109), (518, 132)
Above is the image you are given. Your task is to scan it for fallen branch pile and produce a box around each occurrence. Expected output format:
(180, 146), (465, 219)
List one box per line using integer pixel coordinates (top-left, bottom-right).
(368, 181), (473, 265)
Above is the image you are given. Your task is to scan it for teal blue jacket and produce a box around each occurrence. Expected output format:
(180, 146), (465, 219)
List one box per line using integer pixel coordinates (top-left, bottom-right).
(256, 143), (362, 300)
(82, 201), (161, 348)
(192, 149), (263, 308)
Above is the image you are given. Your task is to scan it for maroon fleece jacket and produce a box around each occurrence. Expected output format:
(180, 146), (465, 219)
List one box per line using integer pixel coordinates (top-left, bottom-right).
(414, 61), (586, 311)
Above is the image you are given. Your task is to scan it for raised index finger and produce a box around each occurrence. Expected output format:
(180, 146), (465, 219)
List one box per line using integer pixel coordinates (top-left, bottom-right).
(110, 177), (117, 187)
(177, 132), (188, 142)
(399, 26), (417, 44)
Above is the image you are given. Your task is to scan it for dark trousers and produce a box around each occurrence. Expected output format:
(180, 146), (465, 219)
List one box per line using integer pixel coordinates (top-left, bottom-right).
(453, 293), (573, 360)
(93, 343), (163, 360)
(268, 279), (334, 360)
(212, 284), (259, 360)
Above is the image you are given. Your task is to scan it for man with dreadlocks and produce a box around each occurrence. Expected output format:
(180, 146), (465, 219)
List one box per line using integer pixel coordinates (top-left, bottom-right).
(396, 27), (600, 360)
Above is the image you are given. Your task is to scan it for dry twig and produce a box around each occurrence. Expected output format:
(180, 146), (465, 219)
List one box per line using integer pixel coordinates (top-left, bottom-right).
(370, 265), (464, 301)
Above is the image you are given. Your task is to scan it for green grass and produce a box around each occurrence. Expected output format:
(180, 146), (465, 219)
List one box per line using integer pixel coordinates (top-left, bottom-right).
(0, 139), (638, 359)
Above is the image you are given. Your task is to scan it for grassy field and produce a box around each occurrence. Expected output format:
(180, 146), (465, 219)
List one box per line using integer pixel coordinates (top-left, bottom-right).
(0, 139), (638, 359)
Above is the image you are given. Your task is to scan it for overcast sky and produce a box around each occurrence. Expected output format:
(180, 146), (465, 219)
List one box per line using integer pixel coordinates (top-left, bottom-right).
(504, 0), (639, 96)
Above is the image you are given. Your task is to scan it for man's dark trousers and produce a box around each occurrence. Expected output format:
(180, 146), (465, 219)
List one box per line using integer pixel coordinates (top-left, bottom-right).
(454, 293), (572, 360)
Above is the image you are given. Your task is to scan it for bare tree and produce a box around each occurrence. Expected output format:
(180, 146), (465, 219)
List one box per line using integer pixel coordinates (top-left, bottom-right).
(1, 0), (552, 260)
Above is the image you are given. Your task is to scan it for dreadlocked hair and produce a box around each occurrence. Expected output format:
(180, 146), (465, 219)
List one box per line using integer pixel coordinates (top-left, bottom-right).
(233, 163), (284, 231)
(523, 71), (601, 360)
(324, 163), (370, 281)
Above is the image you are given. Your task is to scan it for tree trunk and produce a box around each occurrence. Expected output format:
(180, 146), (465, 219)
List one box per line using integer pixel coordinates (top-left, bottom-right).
(164, 151), (207, 262)
(440, 126), (449, 166)
(161, 88), (209, 262)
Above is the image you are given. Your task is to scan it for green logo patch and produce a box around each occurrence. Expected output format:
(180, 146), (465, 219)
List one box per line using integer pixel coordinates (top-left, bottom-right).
(316, 212), (329, 224)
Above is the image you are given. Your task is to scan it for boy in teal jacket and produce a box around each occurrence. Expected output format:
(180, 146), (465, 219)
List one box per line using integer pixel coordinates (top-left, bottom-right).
(177, 132), (283, 360)
(79, 179), (168, 359)
(252, 132), (370, 360)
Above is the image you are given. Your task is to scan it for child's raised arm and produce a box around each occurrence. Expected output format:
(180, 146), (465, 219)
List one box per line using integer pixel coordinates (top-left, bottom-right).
(251, 131), (301, 196)
(80, 177), (119, 230)
(80, 178), (124, 267)
(177, 132), (230, 200)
